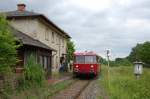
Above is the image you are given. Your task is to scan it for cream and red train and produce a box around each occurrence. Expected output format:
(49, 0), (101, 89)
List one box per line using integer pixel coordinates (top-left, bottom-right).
(73, 51), (101, 77)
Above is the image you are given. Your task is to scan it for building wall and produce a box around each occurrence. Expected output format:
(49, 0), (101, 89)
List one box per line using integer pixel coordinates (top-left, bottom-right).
(10, 18), (67, 71)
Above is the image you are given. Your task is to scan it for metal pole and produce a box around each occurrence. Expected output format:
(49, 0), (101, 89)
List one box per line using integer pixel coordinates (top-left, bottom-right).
(107, 55), (110, 88)
(136, 74), (140, 79)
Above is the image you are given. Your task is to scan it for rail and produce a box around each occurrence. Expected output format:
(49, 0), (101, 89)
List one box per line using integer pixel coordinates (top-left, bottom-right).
(51, 80), (92, 99)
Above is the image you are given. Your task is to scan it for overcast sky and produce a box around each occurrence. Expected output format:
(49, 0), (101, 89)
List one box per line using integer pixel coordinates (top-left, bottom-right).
(0, 0), (150, 59)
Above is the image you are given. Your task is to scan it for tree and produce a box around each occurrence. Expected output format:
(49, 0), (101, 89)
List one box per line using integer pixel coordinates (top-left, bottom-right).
(0, 15), (18, 75)
(127, 43), (142, 62)
(100, 57), (108, 65)
(115, 58), (132, 66)
(66, 39), (75, 62)
(128, 41), (150, 67)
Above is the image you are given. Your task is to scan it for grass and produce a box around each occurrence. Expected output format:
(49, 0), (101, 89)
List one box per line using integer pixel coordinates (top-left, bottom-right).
(51, 71), (71, 79)
(0, 70), (73, 99)
(98, 65), (150, 99)
(47, 79), (75, 97)
(10, 79), (74, 99)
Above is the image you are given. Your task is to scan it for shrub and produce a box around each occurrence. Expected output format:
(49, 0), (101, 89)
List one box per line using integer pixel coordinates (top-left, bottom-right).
(0, 15), (18, 75)
(111, 58), (132, 67)
(20, 55), (45, 89)
(0, 15), (19, 99)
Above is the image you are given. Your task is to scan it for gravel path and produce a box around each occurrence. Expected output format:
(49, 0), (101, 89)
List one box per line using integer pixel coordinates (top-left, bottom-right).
(51, 80), (89, 99)
(77, 80), (97, 99)
(51, 78), (109, 99)
(75, 79), (109, 99)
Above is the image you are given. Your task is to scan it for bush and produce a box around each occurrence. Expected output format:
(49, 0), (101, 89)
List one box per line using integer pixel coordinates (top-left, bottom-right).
(19, 55), (45, 89)
(0, 15), (19, 99)
(0, 15), (18, 75)
(110, 58), (132, 67)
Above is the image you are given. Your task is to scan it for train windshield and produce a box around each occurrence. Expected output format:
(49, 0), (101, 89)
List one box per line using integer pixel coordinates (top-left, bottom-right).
(75, 55), (97, 64)
(75, 56), (85, 63)
(85, 56), (97, 63)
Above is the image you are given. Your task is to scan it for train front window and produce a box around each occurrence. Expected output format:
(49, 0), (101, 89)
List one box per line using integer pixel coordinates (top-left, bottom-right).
(75, 55), (97, 64)
(85, 56), (97, 63)
(75, 56), (85, 63)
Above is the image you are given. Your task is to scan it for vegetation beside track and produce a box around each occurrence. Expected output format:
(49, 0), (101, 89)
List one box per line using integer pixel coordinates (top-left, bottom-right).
(98, 65), (150, 99)
(47, 79), (75, 98)
(10, 79), (74, 99)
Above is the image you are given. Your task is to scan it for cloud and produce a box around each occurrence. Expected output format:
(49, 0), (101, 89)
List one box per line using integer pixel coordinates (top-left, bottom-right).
(0, 0), (150, 59)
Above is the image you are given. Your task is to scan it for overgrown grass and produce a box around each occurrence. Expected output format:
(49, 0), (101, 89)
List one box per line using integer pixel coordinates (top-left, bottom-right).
(51, 71), (71, 79)
(11, 79), (74, 99)
(47, 79), (75, 97)
(99, 65), (150, 99)
(4, 55), (74, 99)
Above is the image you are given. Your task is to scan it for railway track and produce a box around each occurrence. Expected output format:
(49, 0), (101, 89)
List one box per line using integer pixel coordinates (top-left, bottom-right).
(51, 79), (92, 99)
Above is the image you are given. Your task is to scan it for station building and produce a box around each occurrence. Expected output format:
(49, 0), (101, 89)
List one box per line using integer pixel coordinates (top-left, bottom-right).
(2, 4), (71, 73)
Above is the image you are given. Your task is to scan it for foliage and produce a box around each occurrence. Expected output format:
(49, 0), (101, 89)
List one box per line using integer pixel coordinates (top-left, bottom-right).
(0, 15), (18, 75)
(100, 57), (108, 65)
(127, 43), (143, 62)
(10, 79), (74, 99)
(20, 55), (45, 88)
(47, 80), (74, 97)
(99, 66), (150, 99)
(66, 39), (75, 62)
(101, 57), (132, 67)
(127, 41), (150, 67)
(0, 15), (19, 99)
(110, 58), (132, 67)
(110, 41), (150, 67)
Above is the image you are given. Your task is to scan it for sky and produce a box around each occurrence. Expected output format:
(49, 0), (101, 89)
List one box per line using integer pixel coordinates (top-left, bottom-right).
(0, 0), (150, 59)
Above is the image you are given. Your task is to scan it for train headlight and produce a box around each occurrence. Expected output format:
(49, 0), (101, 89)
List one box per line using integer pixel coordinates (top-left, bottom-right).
(76, 65), (79, 68)
(91, 65), (94, 68)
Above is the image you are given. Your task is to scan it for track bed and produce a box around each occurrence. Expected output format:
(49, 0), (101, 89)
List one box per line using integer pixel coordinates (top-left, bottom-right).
(51, 80), (92, 99)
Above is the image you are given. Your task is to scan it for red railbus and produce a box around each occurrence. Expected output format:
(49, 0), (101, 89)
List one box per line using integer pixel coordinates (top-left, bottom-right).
(73, 51), (100, 77)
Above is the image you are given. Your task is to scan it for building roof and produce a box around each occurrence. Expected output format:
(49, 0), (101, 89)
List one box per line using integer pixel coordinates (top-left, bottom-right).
(3, 10), (71, 38)
(4, 10), (39, 17)
(11, 26), (56, 51)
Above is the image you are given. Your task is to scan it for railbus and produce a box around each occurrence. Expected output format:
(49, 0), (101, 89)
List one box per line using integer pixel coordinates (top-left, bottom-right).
(73, 51), (101, 77)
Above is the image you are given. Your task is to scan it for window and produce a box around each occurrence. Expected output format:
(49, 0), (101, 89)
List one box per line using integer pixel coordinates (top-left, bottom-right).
(75, 56), (97, 64)
(59, 38), (61, 46)
(62, 39), (65, 48)
(24, 49), (37, 65)
(39, 56), (50, 70)
(56, 34), (59, 45)
(43, 56), (47, 69)
(85, 56), (97, 63)
(55, 33), (58, 44)
(52, 32), (54, 43)
(75, 56), (85, 63)
(56, 56), (58, 69)
(39, 56), (43, 66)
(45, 28), (49, 41)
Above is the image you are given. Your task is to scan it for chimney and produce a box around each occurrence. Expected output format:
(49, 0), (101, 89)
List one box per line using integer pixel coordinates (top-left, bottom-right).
(17, 4), (26, 11)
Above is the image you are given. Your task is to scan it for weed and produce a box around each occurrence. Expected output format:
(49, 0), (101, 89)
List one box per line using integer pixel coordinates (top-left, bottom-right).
(99, 66), (150, 99)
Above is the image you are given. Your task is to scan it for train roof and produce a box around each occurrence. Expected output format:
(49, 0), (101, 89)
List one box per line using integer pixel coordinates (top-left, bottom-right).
(74, 51), (98, 56)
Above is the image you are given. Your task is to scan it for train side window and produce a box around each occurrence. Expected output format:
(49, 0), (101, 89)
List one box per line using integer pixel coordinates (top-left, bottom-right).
(96, 56), (99, 63)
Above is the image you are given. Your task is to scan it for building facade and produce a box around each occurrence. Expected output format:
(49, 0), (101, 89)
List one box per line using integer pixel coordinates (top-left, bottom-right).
(4, 4), (70, 72)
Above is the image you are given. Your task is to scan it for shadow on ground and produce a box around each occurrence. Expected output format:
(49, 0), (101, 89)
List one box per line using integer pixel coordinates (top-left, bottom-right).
(74, 74), (98, 80)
